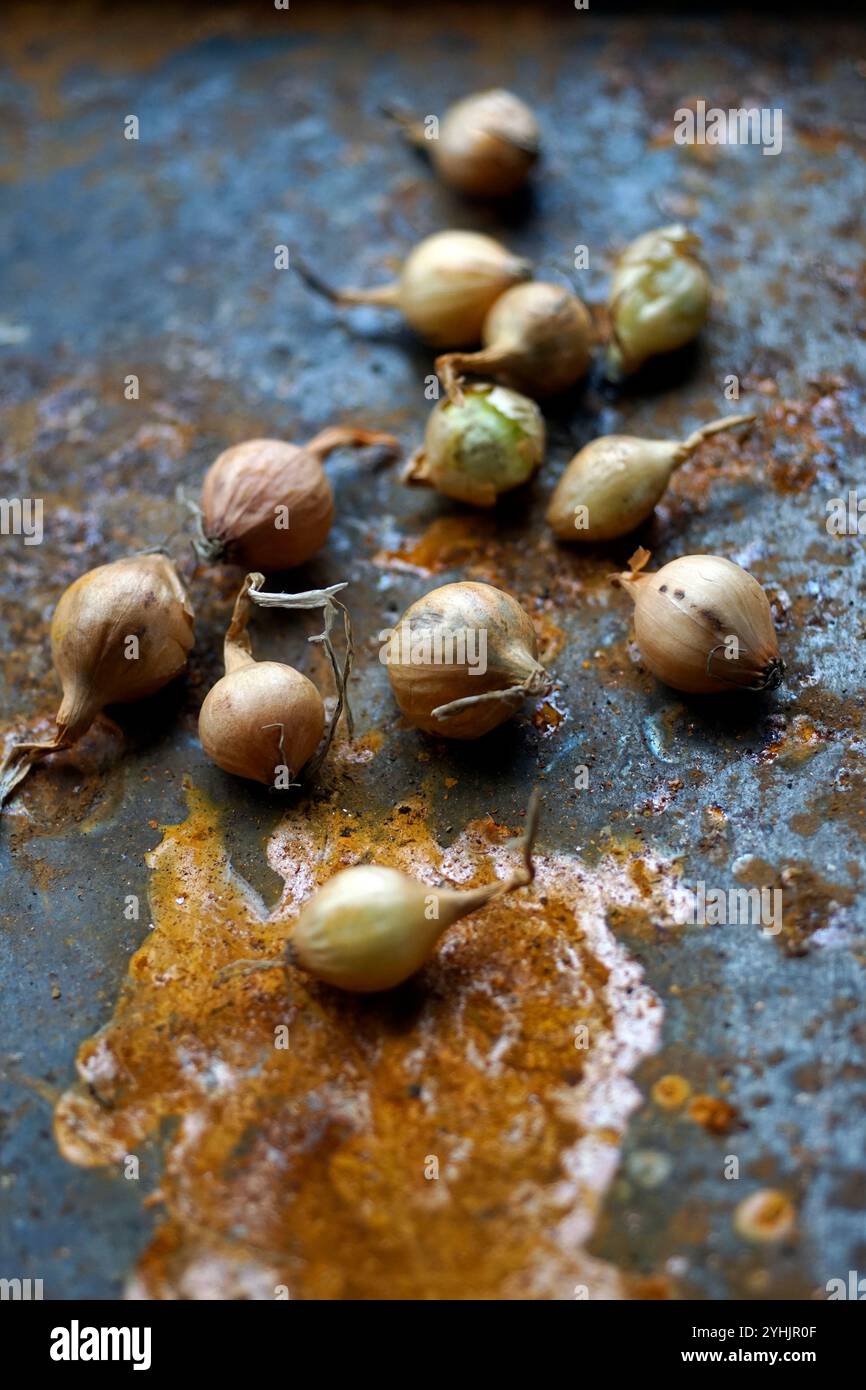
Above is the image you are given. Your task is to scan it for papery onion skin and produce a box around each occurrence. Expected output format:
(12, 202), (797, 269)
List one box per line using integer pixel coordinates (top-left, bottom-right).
(386, 580), (550, 738)
(200, 428), (398, 571)
(219, 796), (538, 993)
(50, 553), (195, 745)
(202, 439), (332, 571)
(397, 231), (532, 346)
(546, 415), (755, 542)
(199, 662), (324, 785)
(287, 793), (538, 991)
(607, 225), (710, 377)
(405, 382), (545, 507)
(290, 866), (457, 992)
(298, 231), (532, 349)
(437, 281), (592, 400)
(433, 89), (540, 198)
(548, 437), (679, 541)
(616, 553), (783, 695)
(197, 572), (332, 785)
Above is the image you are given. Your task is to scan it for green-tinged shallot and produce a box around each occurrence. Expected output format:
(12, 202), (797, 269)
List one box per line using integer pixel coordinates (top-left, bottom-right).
(0, 553), (194, 806)
(404, 382), (545, 506)
(198, 573), (353, 787)
(295, 230), (531, 348)
(607, 225), (711, 378)
(612, 548), (784, 695)
(384, 580), (551, 739)
(436, 281), (592, 401)
(546, 413), (755, 542)
(384, 88), (540, 198)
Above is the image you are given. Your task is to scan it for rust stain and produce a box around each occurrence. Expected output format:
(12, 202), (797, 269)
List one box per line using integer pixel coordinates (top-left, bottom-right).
(374, 515), (499, 576)
(733, 856), (856, 957)
(652, 1074), (692, 1110)
(754, 713), (828, 768)
(53, 780), (668, 1299)
(0, 2), (251, 122)
(687, 1094), (741, 1136)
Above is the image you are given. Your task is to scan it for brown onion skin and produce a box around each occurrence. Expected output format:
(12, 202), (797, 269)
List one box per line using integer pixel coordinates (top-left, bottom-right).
(50, 553), (194, 745)
(478, 282), (592, 396)
(396, 231), (531, 347)
(201, 439), (333, 571)
(386, 581), (548, 739)
(619, 554), (783, 695)
(433, 90), (540, 198)
(198, 661), (324, 784)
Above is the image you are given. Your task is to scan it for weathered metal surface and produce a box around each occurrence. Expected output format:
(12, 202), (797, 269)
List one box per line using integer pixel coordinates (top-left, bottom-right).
(1, 2), (864, 1299)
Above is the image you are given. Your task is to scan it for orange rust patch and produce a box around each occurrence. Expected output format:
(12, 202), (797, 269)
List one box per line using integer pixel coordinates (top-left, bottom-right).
(755, 714), (828, 768)
(53, 781), (667, 1300)
(733, 856), (856, 956)
(652, 1074), (692, 1110)
(374, 515), (498, 575)
(532, 695), (567, 733)
(687, 1094), (740, 1135)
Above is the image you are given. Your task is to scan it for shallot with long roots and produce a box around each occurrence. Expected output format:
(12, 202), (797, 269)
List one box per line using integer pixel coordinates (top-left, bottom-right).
(198, 573), (354, 787)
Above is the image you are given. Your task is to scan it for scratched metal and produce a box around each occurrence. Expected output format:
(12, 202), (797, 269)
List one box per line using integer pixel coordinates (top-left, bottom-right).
(1, 2), (865, 1300)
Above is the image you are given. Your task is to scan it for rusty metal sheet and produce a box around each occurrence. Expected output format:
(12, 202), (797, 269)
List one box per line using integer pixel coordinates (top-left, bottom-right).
(1, 2), (865, 1300)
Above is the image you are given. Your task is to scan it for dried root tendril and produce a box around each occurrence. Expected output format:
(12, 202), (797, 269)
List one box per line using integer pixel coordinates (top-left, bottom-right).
(179, 487), (226, 564)
(379, 102), (427, 147)
(0, 746), (48, 806)
(501, 785), (540, 891)
(431, 665), (552, 722)
(671, 413), (756, 466)
(292, 254), (400, 309)
(259, 721), (301, 790)
(705, 644), (785, 692)
(246, 576), (355, 778)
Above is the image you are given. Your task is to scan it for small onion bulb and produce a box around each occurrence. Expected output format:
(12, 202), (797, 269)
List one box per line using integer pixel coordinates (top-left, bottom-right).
(607, 225), (711, 378)
(1, 553), (194, 804)
(436, 281), (593, 402)
(198, 573), (352, 786)
(385, 580), (551, 739)
(546, 413), (755, 542)
(195, 428), (398, 571)
(221, 793), (540, 994)
(387, 88), (540, 199)
(404, 382), (545, 507)
(295, 230), (532, 348)
(613, 548), (784, 695)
